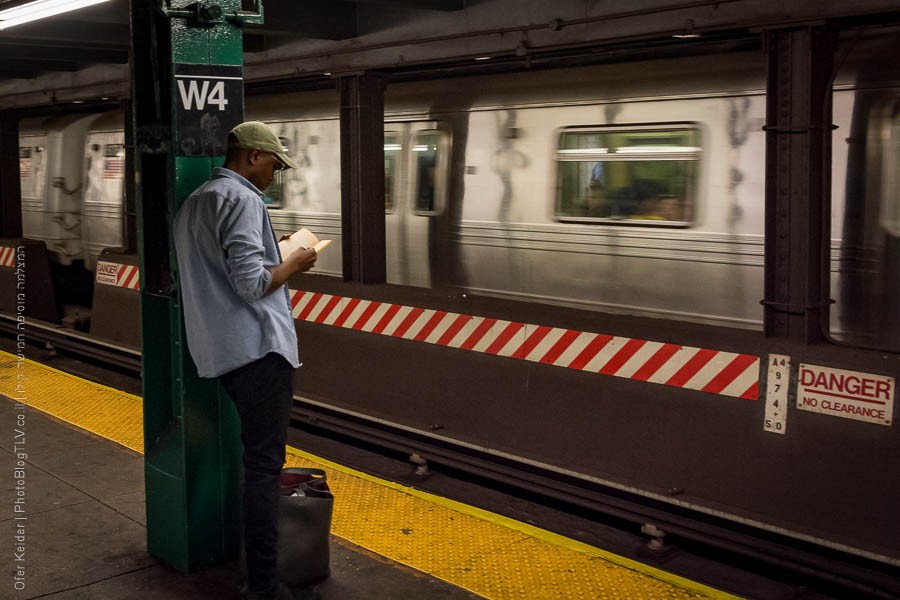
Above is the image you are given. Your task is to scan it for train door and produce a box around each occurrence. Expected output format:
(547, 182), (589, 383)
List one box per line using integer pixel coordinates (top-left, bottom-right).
(384, 121), (450, 288)
(19, 113), (100, 265)
(82, 112), (126, 271)
(18, 128), (47, 242)
(874, 100), (900, 349)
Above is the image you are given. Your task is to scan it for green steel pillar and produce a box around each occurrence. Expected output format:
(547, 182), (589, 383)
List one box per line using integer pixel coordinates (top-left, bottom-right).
(131, 0), (262, 571)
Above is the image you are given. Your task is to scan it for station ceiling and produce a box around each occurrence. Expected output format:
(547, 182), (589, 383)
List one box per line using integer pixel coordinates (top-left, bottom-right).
(0, 0), (465, 82)
(1, 0), (899, 110)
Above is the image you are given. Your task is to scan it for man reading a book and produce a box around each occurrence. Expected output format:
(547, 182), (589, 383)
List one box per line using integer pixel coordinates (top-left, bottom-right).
(174, 120), (318, 600)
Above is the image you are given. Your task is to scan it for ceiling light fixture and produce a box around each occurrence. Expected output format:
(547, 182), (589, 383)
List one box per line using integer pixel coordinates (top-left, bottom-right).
(672, 19), (702, 40)
(0, 0), (113, 31)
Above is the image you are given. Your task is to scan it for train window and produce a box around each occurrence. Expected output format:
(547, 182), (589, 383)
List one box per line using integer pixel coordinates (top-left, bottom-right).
(412, 130), (448, 215)
(263, 136), (291, 208)
(19, 144), (44, 198)
(555, 125), (700, 225)
(384, 133), (399, 212)
(263, 176), (284, 208)
(19, 147), (32, 178)
(105, 144), (124, 158)
(102, 144), (125, 180)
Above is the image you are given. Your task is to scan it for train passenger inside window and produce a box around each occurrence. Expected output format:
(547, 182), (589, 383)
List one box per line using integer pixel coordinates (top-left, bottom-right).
(586, 161), (607, 216)
(384, 134), (399, 211)
(414, 133), (440, 213)
(556, 125), (698, 224)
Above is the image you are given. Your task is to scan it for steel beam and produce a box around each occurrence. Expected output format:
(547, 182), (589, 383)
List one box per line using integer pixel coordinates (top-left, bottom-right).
(762, 26), (836, 342)
(350, 0), (464, 10)
(246, 0), (358, 39)
(0, 111), (21, 238)
(0, 43), (129, 64)
(339, 73), (386, 283)
(122, 98), (136, 253)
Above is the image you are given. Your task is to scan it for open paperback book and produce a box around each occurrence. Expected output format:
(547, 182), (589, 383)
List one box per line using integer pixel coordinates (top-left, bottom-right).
(278, 228), (332, 257)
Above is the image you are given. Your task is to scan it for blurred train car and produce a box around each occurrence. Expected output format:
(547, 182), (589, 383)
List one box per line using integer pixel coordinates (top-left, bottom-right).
(247, 42), (899, 351)
(8, 31), (900, 582)
(252, 53), (770, 330)
(12, 36), (900, 348)
(19, 113), (101, 266)
(81, 111), (128, 271)
(18, 112), (108, 319)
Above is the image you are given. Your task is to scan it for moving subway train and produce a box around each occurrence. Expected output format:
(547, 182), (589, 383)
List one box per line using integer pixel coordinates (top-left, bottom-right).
(8, 33), (900, 587)
(15, 40), (900, 351)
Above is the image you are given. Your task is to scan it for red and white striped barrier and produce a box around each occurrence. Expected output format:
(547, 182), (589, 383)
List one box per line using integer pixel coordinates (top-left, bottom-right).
(95, 261), (140, 291)
(0, 246), (17, 268)
(289, 290), (760, 400)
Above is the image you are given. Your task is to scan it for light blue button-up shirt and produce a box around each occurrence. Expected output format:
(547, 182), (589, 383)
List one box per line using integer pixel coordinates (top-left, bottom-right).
(174, 167), (299, 378)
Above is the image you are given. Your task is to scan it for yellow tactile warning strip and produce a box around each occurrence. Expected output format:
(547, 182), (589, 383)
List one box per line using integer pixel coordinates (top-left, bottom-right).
(0, 351), (744, 600)
(0, 351), (145, 452)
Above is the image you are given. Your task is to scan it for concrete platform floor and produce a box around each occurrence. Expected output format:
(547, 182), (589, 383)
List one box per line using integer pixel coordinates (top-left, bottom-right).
(0, 396), (480, 599)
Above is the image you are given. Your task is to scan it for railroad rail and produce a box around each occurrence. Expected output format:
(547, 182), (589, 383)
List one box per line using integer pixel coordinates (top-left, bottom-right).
(2, 315), (897, 600)
(0, 312), (141, 373)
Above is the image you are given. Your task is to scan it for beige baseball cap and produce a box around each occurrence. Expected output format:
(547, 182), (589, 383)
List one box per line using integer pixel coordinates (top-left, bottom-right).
(230, 120), (298, 169)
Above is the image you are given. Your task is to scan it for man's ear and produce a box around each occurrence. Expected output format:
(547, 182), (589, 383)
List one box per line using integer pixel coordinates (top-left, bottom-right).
(247, 148), (263, 166)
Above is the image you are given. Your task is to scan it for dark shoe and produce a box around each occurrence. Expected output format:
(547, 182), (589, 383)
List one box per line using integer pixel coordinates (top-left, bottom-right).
(290, 585), (321, 600)
(242, 582), (320, 600)
(241, 582), (293, 600)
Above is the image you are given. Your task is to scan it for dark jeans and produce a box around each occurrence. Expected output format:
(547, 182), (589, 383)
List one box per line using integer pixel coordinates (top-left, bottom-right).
(220, 352), (295, 595)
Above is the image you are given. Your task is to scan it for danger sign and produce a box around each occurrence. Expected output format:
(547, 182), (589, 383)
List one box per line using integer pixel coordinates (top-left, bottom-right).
(797, 364), (894, 426)
(95, 261), (120, 286)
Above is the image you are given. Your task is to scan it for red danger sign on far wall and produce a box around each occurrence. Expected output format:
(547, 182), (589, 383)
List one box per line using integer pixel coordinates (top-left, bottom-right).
(797, 364), (894, 426)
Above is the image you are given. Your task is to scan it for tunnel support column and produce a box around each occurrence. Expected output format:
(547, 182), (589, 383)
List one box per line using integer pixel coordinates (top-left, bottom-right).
(339, 73), (386, 283)
(122, 99), (137, 254)
(763, 26), (836, 342)
(0, 111), (21, 238)
(131, 0), (255, 571)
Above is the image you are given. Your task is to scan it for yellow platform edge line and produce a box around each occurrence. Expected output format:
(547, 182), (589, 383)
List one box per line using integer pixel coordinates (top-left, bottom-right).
(1, 350), (742, 600)
(8, 351), (143, 403)
(1, 352), (144, 452)
(324, 529), (490, 600)
(285, 445), (742, 600)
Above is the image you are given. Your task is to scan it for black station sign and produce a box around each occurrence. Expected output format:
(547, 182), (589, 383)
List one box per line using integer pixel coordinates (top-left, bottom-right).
(174, 63), (243, 156)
